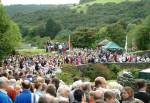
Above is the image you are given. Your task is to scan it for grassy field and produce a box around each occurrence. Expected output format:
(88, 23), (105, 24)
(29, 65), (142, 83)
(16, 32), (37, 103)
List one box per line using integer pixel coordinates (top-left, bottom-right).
(16, 49), (53, 56)
(129, 50), (150, 55)
(71, 0), (140, 13)
(16, 47), (150, 57)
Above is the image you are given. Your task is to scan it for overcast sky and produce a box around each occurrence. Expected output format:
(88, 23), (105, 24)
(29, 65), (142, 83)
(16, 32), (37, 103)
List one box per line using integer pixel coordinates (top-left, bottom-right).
(1, 0), (80, 5)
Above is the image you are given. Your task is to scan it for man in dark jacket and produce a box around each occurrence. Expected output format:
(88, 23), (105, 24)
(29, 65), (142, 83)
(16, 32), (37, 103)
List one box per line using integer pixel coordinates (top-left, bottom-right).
(134, 79), (150, 103)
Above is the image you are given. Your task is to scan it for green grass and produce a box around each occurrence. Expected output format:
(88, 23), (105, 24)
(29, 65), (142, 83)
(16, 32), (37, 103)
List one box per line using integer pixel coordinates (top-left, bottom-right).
(129, 50), (150, 54)
(17, 49), (53, 56)
(71, 0), (140, 13)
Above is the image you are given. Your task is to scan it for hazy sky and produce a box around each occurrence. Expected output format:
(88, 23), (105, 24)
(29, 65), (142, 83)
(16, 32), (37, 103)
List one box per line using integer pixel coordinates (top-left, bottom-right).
(1, 0), (80, 5)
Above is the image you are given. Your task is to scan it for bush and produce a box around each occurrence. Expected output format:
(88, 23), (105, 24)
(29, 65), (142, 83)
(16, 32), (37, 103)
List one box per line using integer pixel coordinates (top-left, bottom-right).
(57, 63), (150, 84)
(130, 68), (140, 78)
(107, 64), (121, 76)
(24, 36), (50, 48)
(117, 74), (136, 90)
(81, 64), (115, 81)
(56, 64), (81, 84)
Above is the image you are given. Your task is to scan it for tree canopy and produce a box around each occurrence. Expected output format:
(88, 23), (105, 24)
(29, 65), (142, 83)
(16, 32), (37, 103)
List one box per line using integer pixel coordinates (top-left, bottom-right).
(128, 16), (150, 50)
(0, 5), (21, 60)
(4, 0), (150, 50)
(72, 27), (98, 48)
(45, 18), (61, 39)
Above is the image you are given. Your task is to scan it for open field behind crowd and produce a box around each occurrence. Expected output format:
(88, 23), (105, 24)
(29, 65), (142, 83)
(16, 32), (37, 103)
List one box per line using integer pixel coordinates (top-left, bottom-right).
(16, 49), (51, 56)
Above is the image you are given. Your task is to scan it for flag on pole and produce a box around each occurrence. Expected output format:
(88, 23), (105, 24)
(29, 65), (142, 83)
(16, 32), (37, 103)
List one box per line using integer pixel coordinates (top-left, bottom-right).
(125, 35), (128, 53)
(68, 34), (71, 54)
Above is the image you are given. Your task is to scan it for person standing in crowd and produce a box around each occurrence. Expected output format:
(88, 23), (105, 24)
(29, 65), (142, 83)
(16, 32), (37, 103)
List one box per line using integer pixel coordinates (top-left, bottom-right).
(6, 79), (17, 102)
(73, 89), (84, 103)
(104, 91), (116, 103)
(34, 82), (43, 103)
(134, 79), (150, 103)
(0, 77), (12, 103)
(14, 80), (34, 103)
(46, 84), (57, 97)
(120, 86), (135, 103)
(38, 94), (58, 103)
(94, 77), (108, 90)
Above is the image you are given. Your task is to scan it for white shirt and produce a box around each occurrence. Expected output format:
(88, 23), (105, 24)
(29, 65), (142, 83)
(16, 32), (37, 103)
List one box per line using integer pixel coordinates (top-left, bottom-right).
(0, 89), (7, 94)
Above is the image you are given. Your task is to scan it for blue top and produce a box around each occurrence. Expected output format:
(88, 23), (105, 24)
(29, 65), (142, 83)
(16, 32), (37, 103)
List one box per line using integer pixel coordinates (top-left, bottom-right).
(14, 89), (33, 103)
(0, 91), (12, 103)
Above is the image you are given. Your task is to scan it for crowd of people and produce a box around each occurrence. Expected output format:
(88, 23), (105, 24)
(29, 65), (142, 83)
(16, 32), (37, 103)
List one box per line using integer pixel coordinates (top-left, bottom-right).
(0, 55), (150, 103)
(67, 48), (150, 64)
(0, 70), (150, 103)
(44, 40), (150, 64)
(44, 47), (150, 65)
(45, 41), (68, 54)
(0, 42), (149, 103)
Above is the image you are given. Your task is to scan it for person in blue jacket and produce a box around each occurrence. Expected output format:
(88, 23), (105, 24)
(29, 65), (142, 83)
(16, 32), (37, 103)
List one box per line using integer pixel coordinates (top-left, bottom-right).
(0, 77), (12, 103)
(14, 80), (35, 103)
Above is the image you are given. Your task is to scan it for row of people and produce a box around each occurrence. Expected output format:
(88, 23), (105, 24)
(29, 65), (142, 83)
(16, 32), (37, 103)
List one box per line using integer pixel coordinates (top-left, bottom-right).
(0, 73), (150, 103)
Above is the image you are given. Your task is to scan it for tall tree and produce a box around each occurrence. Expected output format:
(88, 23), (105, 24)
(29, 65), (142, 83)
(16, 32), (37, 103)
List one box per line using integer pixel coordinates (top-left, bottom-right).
(97, 20), (127, 47)
(45, 18), (61, 39)
(79, 0), (95, 4)
(72, 27), (98, 48)
(0, 5), (21, 64)
(129, 16), (150, 50)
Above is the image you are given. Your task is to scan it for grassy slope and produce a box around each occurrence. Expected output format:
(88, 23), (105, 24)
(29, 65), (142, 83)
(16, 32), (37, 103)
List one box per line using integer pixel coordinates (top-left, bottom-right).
(17, 49), (53, 56)
(71, 0), (141, 13)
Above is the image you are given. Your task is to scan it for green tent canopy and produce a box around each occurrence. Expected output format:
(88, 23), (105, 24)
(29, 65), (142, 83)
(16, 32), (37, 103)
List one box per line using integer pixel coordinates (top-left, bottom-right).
(139, 68), (150, 80)
(103, 41), (123, 49)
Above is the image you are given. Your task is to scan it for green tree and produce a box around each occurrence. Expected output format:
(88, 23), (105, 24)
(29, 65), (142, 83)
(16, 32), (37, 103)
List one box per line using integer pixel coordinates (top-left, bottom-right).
(45, 18), (61, 39)
(126, 23), (137, 49)
(29, 24), (45, 37)
(129, 15), (150, 50)
(72, 27), (98, 48)
(0, 5), (21, 63)
(24, 36), (50, 48)
(97, 20), (127, 47)
(55, 29), (71, 42)
(79, 0), (95, 4)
